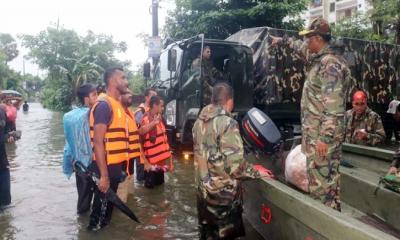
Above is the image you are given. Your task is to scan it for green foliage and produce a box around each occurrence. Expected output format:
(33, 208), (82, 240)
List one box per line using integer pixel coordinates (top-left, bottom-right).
(371, 0), (400, 44)
(164, 0), (307, 39)
(128, 67), (146, 95)
(21, 25), (130, 111)
(333, 13), (386, 42)
(0, 33), (19, 63)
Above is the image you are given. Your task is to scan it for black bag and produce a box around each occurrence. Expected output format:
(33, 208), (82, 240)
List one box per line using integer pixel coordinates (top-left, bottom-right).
(144, 168), (164, 188)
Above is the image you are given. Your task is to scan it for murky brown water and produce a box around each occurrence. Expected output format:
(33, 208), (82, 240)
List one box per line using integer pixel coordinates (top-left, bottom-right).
(0, 103), (264, 239)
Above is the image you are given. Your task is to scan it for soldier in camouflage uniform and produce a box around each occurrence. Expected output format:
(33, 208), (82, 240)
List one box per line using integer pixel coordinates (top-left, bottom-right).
(192, 83), (271, 239)
(344, 90), (385, 146)
(192, 46), (223, 106)
(298, 18), (351, 211)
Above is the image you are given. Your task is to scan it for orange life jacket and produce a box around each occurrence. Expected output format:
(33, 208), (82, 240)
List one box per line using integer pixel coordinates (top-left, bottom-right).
(89, 95), (129, 165)
(134, 103), (149, 164)
(117, 108), (142, 176)
(142, 113), (171, 164)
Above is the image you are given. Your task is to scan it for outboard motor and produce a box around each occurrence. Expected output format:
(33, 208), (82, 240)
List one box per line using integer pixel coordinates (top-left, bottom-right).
(241, 107), (281, 154)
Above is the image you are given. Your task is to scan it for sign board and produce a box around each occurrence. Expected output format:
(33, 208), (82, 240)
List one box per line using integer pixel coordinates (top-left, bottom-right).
(148, 37), (162, 58)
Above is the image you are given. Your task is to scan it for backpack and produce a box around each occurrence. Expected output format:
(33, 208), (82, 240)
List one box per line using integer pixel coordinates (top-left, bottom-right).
(62, 107), (92, 178)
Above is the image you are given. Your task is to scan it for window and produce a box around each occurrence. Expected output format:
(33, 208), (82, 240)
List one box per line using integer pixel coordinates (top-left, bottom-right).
(345, 9), (352, 17)
(330, 3), (335, 12)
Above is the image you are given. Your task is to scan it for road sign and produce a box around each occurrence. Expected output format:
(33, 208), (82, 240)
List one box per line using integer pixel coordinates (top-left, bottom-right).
(148, 37), (162, 58)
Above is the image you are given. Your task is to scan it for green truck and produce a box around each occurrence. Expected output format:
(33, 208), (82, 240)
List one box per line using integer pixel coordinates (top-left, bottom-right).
(144, 28), (400, 239)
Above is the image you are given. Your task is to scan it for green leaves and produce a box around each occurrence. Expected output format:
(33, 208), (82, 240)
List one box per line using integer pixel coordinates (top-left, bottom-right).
(21, 25), (129, 111)
(164, 0), (307, 39)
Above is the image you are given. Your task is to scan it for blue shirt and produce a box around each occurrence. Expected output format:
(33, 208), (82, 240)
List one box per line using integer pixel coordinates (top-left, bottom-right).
(62, 107), (92, 178)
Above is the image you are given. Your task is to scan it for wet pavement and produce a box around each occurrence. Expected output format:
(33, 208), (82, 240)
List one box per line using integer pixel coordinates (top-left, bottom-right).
(0, 103), (264, 239)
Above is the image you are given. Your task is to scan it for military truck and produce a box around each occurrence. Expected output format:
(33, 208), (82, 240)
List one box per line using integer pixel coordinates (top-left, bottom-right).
(144, 34), (254, 147)
(145, 28), (400, 147)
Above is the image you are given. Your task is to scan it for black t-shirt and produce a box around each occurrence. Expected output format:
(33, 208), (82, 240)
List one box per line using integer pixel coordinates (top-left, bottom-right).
(92, 101), (123, 179)
(0, 108), (9, 170)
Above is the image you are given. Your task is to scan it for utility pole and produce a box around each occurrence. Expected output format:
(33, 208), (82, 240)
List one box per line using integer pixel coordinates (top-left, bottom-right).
(152, 0), (159, 38)
(151, 0), (159, 67)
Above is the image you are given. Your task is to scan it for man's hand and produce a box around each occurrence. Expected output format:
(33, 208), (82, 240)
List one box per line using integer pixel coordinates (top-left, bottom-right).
(388, 166), (398, 175)
(98, 176), (110, 193)
(316, 140), (328, 157)
(7, 135), (15, 143)
(355, 129), (368, 140)
(253, 165), (274, 179)
(150, 115), (161, 128)
(144, 161), (152, 171)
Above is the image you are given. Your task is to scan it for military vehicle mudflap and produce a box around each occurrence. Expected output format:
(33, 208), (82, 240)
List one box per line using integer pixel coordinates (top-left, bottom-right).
(243, 178), (398, 240)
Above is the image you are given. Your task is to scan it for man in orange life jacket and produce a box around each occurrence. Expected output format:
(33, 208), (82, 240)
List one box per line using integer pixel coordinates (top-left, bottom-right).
(87, 67), (129, 231)
(134, 88), (157, 182)
(139, 95), (173, 188)
(121, 89), (141, 176)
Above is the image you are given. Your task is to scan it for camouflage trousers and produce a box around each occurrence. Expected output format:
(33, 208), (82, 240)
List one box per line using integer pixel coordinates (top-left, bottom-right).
(305, 143), (342, 211)
(196, 189), (245, 240)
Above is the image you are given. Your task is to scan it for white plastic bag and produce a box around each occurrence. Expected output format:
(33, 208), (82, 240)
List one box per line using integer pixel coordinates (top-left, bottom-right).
(285, 145), (309, 192)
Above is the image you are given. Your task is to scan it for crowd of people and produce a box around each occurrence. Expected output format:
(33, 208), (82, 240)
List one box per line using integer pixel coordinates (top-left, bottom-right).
(62, 67), (173, 231)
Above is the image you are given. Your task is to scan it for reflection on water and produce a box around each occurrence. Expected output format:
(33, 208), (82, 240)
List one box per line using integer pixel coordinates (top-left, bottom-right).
(0, 103), (263, 240)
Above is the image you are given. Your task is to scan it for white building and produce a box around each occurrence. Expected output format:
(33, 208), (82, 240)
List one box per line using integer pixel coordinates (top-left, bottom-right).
(305, 0), (373, 25)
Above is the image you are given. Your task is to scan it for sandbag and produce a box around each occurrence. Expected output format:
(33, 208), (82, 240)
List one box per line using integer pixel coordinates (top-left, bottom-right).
(285, 145), (309, 192)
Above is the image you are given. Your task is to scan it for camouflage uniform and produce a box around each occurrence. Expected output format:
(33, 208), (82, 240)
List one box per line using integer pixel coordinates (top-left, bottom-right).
(344, 107), (385, 146)
(301, 43), (351, 211)
(192, 58), (223, 106)
(192, 104), (260, 240)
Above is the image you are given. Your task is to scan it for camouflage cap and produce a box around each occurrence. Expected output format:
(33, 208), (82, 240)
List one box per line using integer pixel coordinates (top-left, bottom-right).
(299, 18), (331, 37)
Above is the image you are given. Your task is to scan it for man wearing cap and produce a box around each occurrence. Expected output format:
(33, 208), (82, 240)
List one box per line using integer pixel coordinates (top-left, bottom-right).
(271, 18), (352, 210)
(344, 90), (385, 146)
(387, 100), (400, 174)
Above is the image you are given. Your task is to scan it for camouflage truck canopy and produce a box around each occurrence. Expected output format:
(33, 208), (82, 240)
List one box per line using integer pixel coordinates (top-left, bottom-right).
(227, 27), (400, 106)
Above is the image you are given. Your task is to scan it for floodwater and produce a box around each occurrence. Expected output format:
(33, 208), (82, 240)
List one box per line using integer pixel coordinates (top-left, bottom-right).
(0, 103), (264, 240)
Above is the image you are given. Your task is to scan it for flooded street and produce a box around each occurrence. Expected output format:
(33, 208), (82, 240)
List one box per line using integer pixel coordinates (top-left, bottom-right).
(0, 103), (263, 240)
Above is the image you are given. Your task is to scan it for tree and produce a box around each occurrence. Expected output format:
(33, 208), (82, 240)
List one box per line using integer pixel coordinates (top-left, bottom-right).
(164, 0), (308, 39)
(21, 25), (130, 111)
(371, 0), (400, 44)
(332, 13), (385, 41)
(0, 33), (19, 63)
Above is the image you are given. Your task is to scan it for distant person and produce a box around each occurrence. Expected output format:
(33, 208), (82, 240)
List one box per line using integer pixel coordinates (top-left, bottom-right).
(139, 95), (173, 188)
(191, 45), (223, 105)
(63, 83), (98, 214)
(385, 100), (400, 142)
(0, 104), (15, 207)
(134, 88), (157, 182)
(344, 91), (385, 146)
(387, 100), (400, 175)
(22, 101), (29, 112)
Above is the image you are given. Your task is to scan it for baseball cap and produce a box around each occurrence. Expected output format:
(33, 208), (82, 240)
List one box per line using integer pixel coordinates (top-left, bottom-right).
(299, 18), (331, 37)
(387, 100), (400, 114)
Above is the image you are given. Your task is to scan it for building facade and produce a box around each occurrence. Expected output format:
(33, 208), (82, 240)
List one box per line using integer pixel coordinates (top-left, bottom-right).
(305, 0), (372, 25)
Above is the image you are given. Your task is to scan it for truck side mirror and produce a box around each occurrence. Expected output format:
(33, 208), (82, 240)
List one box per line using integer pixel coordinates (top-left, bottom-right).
(143, 63), (151, 78)
(168, 49), (177, 72)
